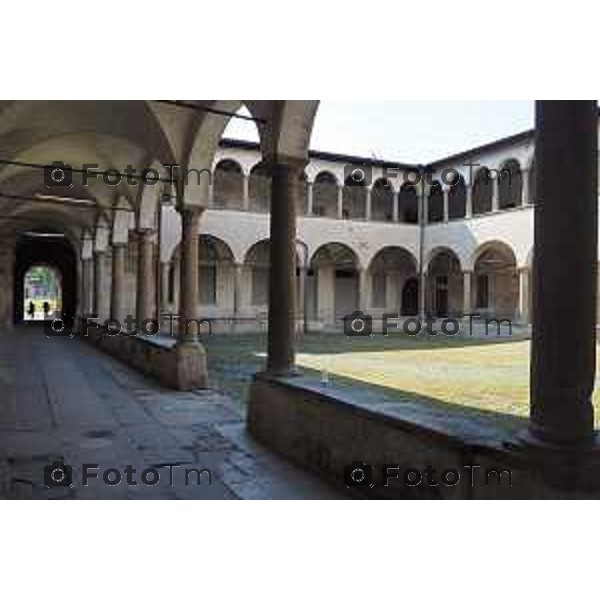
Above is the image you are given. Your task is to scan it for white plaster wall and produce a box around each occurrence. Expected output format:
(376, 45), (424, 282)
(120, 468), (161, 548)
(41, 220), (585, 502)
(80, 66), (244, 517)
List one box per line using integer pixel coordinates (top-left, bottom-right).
(425, 206), (534, 270)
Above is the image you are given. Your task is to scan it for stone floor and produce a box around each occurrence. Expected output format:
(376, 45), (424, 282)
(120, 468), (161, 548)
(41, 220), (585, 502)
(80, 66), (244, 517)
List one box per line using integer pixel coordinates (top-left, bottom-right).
(0, 325), (347, 499)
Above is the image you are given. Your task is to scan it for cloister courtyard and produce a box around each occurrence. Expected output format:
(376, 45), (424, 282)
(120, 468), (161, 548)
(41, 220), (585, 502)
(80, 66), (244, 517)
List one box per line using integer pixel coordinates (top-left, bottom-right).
(0, 100), (598, 499)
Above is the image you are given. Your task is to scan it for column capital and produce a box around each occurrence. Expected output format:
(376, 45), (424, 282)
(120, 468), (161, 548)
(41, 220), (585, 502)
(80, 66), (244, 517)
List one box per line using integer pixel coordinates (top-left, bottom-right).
(176, 204), (205, 217)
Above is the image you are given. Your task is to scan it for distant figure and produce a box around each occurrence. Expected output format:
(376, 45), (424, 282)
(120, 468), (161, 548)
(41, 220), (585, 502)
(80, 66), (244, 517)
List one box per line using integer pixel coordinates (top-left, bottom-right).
(28, 301), (35, 319)
(43, 301), (50, 317)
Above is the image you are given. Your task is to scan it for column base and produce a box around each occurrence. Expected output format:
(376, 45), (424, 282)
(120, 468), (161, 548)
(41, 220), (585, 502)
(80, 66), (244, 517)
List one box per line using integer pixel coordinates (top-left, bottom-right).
(169, 339), (209, 390)
(262, 365), (302, 379)
(504, 428), (600, 492)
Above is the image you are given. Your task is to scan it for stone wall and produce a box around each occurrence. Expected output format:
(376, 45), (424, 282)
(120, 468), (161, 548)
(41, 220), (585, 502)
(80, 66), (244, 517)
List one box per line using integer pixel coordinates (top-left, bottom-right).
(248, 374), (600, 499)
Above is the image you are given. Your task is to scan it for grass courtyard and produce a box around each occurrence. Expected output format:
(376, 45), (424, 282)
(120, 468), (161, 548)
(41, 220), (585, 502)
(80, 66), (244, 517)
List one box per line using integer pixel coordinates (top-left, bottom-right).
(203, 329), (600, 431)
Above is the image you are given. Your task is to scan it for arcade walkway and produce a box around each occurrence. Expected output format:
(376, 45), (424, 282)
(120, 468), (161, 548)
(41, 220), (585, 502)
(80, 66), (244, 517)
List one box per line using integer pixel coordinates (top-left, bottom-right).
(0, 326), (345, 499)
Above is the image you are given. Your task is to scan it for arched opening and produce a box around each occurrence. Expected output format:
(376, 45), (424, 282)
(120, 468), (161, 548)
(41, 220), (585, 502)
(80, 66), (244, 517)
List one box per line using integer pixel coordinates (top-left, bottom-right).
(310, 243), (359, 324)
(199, 235), (235, 308)
(371, 178), (394, 222)
(472, 167), (493, 215)
(368, 247), (417, 313)
(401, 278), (419, 316)
(245, 240), (270, 306)
(14, 231), (77, 324)
(473, 242), (518, 319)
(426, 249), (463, 317)
(427, 181), (444, 223)
(244, 240), (302, 317)
(23, 264), (62, 320)
(498, 159), (522, 209)
(213, 159), (244, 210)
(448, 176), (467, 220)
(312, 172), (338, 218)
(342, 176), (367, 220)
(398, 183), (418, 224)
(249, 163), (271, 213)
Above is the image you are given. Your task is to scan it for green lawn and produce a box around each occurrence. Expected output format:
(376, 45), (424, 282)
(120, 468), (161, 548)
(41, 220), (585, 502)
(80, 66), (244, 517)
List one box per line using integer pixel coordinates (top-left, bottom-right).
(203, 330), (600, 430)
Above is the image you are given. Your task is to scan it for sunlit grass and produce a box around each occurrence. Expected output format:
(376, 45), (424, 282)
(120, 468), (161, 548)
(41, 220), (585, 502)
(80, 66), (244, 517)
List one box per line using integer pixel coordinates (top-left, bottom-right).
(203, 331), (600, 427)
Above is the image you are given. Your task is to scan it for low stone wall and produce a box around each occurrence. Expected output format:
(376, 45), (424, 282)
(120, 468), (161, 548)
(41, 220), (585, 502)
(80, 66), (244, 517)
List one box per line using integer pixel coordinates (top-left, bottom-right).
(84, 325), (208, 390)
(247, 374), (600, 499)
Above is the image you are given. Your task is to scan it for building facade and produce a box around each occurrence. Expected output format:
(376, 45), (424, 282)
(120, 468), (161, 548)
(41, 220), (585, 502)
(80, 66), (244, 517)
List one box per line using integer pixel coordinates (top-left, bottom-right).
(157, 133), (540, 331)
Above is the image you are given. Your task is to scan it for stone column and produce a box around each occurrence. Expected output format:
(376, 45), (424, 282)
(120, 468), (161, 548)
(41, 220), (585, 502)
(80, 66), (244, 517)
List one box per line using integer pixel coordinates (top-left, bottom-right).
(165, 205), (208, 389)
(177, 207), (203, 342)
(161, 262), (171, 312)
(522, 167), (530, 205)
(242, 174), (250, 211)
(110, 243), (127, 324)
(306, 181), (314, 216)
(298, 265), (307, 333)
(233, 262), (244, 318)
(530, 100), (597, 446)
(135, 229), (155, 328)
(93, 250), (107, 320)
(173, 257), (181, 314)
(358, 268), (370, 312)
(81, 258), (94, 315)
(443, 186), (450, 222)
(392, 192), (399, 222)
(317, 265), (335, 325)
(337, 185), (344, 219)
(491, 173), (499, 211)
(462, 270), (473, 316)
(466, 184), (473, 217)
(518, 267), (530, 324)
(266, 159), (304, 375)
(365, 187), (372, 221)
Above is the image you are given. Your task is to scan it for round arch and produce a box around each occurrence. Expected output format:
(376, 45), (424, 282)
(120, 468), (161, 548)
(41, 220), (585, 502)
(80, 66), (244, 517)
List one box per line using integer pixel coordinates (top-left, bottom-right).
(498, 158), (523, 209)
(398, 182), (418, 224)
(309, 242), (360, 324)
(473, 240), (518, 319)
(213, 159), (244, 210)
(368, 246), (418, 313)
(342, 175), (366, 220)
(371, 178), (394, 222)
(472, 167), (493, 215)
(426, 247), (464, 317)
(13, 230), (78, 324)
(312, 171), (339, 218)
(448, 176), (467, 220)
(428, 181), (444, 223)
